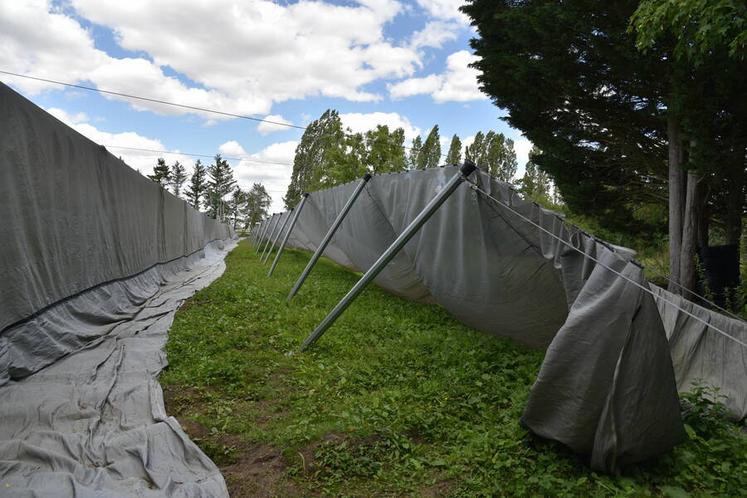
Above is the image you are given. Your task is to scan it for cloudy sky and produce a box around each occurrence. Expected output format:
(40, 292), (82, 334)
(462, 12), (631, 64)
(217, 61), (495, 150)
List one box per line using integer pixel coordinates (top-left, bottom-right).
(1, 0), (530, 211)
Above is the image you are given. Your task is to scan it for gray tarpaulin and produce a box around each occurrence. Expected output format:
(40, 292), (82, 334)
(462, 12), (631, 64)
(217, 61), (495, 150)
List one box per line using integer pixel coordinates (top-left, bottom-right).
(651, 285), (747, 420)
(263, 167), (689, 471)
(0, 84), (232, 496)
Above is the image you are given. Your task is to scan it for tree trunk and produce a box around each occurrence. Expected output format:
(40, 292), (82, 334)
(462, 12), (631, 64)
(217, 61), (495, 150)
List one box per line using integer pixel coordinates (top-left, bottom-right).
(668, 115), (686, 293)
(679, 172), (702, 294)
(725, 174), (744, 246)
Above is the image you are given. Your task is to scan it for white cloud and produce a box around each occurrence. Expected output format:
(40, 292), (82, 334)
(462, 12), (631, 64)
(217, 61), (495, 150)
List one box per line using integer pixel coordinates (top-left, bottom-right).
(389, 50), (485, 103)
(513, 138), (533, 177)
(257, 115), (294, 135)
(220, 140), (297, 213)
(410, 20), (460, 49)
(339, 111), (422, 142)
(415, 0), (469, 24)
(1, 1), (424, 119)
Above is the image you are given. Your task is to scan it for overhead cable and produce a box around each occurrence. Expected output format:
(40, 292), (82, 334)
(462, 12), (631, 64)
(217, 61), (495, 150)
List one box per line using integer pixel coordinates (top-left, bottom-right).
(467, 179), (747, 350)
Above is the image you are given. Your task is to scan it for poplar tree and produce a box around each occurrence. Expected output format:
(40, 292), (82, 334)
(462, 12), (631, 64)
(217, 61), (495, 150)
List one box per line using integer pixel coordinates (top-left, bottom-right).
(446, 134), (462, 165)
(284, 109), (347, 208)
(408, 135), (423, 170)
(419, 125), (441, 169)
(364, 125), (407, 174)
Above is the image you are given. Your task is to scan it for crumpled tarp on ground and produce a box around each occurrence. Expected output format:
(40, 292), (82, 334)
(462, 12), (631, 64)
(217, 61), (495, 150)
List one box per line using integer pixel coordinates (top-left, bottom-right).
(0, 241), (234, 497)
(0, 83), (232, 497)
(256, 167), (687, 471)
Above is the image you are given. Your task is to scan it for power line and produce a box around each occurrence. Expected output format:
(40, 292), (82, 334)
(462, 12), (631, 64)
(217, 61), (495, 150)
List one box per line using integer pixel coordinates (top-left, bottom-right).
(0, 69), (308, 130)
(105, 144), (294, 167)
(467, 179), (747, 349)
(1, 69), (451, 158)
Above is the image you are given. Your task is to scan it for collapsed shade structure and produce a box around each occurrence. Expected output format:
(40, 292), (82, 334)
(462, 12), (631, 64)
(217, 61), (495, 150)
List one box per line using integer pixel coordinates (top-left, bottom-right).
(256, 165), (747, 471)
(0, 84), (232, 497)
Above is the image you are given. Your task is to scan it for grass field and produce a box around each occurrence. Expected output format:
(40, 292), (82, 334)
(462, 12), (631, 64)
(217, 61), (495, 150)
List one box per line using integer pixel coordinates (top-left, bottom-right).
(161, 240), (747, 497)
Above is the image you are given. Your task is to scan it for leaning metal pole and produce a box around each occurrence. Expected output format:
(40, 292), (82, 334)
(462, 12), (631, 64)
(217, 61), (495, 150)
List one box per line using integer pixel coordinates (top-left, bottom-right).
(262, 208), (294, 264)
(288, 174), (371, 301)
(259, 214), (281, 256)
(268, 193), (310, 276)
(257, 214), (277, 254)
(301, 162), (477, 351)
(257, 214), (275, 254)
(254, 216), (270, 246)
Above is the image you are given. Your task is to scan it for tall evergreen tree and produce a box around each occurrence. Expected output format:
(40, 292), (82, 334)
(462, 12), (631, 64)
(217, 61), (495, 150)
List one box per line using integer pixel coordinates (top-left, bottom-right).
(229, 187), (246, 230)
(148, 157), (171, 187)
(463, 0), (747, 294)
(446, 134), (462, 165)
(419, 125), (441, 169)
(186, 160), (207, 210)
(170, 161), (187, 197)
(206, 154), (236, 220)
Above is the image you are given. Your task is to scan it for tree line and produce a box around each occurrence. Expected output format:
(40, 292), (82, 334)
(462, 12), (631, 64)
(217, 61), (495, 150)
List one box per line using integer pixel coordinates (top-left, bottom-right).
(284, 109), (544, 208)
(462, 0), (747, 306)
(147, 154), (271, 230)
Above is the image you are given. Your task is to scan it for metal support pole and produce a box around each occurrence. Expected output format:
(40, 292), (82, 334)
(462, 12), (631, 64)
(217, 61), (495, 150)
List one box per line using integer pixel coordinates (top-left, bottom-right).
(262, 209), (293, 264)
(259, 214), (281, 256)
(256, 214), (275, 253)
(268, 193), (310, 276)
(256, 215), (274, 250)
(254, 217), (270, 247)
(301, 162), (477, 351)
(288, 174), (371, 301)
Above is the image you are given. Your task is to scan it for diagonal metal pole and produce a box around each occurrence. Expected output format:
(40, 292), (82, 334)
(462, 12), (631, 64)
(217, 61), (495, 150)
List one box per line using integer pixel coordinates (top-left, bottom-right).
(259, 214), (281, 256)
(262, 209), (294, 264)
(268, 193), (310, 276)
(256, 214), (275, 253)
(288, 174), (371, 301)
(301, 162), (477, 351)
(253, 218), (268, 246)
(256, 214), (275, 251)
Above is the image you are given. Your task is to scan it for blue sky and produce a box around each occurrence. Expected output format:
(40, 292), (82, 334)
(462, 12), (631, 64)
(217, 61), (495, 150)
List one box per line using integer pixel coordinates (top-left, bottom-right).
(1, 0), (529, 210)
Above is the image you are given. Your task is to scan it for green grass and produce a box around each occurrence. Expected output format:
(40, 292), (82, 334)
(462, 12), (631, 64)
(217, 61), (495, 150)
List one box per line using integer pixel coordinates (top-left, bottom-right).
(161, 240), (747, 497)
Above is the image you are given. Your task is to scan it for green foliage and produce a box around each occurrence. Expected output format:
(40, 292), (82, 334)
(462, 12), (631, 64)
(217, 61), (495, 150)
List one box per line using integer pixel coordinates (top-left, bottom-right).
(243, 183), (271, 229)
(163, 241), (747, 496)
(364, 125), (407, 174)
(148, 157), (171, 187)
(408, 135), (423, 170)
(466, 131), (518, 182)
(519, 146), (551, 202)
(170, 161), (187, 198)
(461, 0), (674, 235)
(186, 159), (207, 211)
(446, 134), (462, 165)
(206, 154), (236, 220)
(631, 0), (747, 62)
(285, 111), (408, 207)
(419, 125), (442, 169)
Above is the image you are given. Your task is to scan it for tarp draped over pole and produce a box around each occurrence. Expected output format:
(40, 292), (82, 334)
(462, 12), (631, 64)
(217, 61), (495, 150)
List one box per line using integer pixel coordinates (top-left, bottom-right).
(288, 174), (371, 301)
(276, 164), (698, 472)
